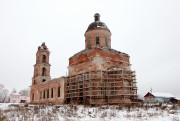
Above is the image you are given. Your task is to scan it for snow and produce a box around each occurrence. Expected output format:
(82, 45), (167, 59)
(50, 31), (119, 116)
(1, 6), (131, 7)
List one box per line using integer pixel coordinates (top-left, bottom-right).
(0, 103), (11, 110)
(0, 103), (25, 110)
(10, 93), (21, 96)
(0, 104), (180, 121)
(152, 92), (175, 98)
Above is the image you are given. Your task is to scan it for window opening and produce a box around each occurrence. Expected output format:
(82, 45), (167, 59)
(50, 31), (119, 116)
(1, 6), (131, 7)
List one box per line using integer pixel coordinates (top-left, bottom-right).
(96, 36), (100, 45)
(47, 89), (49, 98)
(51, 88), (53, 98)
(43, 90), (45, 99)
(58, 87), (60, 97)
(43, 55), (46, 63)
(42, 67), (46, 76)
(105, 36), (108, 47)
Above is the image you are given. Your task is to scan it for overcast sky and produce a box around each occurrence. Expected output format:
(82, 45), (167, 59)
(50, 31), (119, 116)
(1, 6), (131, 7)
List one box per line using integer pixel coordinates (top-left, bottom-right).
(0, 0), (180, 97)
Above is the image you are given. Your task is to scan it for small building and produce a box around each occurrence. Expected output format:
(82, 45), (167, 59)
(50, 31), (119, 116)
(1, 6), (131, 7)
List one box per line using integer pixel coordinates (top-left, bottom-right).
(175, 97), (180, 104)
(144, 92), (175, 103)
(169, 98), (178, 104)
(10, 93), (30, 103)
(144, 92), (156, 103)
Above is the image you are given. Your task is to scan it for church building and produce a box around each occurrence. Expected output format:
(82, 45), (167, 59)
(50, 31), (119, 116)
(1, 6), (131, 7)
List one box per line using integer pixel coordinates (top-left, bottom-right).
(30, 13), (138, 105)
(30, 43), (65, 104)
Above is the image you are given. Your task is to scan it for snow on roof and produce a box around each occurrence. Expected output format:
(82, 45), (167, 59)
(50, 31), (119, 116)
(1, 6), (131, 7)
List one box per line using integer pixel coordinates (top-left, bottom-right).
(175, 97), (180, 100)
(152, 92), (175, 98)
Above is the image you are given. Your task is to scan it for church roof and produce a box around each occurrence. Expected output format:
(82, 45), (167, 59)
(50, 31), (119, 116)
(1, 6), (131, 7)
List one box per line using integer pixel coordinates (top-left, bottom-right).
(86, 13), (110, 32)
(70, 46), (129, 59)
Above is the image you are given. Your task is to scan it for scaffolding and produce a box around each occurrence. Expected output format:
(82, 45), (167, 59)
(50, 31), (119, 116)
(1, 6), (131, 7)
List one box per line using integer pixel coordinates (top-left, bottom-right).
(65, 68), (138, 105)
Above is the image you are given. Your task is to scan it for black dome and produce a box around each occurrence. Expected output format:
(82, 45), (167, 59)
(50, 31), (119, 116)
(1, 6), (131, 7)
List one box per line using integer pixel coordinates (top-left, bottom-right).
(86, 13), (111, 32)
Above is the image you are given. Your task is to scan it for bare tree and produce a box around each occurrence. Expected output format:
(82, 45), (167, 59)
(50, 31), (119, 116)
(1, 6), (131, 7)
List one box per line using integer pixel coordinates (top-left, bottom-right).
(0, 84), (9, 103)
(19, 88), (30, 96)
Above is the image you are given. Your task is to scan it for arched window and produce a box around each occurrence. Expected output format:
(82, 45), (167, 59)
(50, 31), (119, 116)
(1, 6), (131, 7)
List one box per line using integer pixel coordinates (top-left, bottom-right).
(96, 36), (100, 45)
(42, 55), (46, 63)
(42, 67), (46, 76)
(105, 36), (108, 47)
(43, 90), (45, 99)
(42, 79), (46, 82)
(58, 86), (60, 97)
(51, 88), (53, 98)
(47, 89), (49, 98)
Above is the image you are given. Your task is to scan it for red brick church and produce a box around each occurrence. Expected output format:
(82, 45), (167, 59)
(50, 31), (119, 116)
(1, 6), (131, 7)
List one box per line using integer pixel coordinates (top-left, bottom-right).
(30, 13), (138, 105)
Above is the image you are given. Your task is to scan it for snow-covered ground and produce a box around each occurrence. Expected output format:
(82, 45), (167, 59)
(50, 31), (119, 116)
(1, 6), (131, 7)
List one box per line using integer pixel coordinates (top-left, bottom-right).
(0, 103), (180, 121)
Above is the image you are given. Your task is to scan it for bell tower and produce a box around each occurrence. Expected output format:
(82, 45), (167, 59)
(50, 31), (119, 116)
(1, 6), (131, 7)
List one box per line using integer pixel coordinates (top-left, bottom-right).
(32, 42), (51, 85)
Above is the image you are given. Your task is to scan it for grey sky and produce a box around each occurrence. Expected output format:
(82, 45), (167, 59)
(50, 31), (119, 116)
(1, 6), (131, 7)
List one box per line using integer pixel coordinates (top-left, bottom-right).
(0, 0), (180, 97)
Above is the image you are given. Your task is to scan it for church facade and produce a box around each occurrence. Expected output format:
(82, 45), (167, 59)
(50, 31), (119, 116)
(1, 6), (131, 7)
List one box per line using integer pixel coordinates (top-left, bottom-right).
(30, 13), (138, 105)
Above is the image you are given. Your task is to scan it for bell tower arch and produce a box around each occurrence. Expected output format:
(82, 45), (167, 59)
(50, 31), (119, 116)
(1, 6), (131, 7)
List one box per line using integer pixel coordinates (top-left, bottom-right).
(32, 42), (51, 85)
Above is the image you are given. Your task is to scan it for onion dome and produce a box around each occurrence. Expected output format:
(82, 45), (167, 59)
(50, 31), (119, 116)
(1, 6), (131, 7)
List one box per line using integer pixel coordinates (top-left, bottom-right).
(86, 13), (110, 33)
